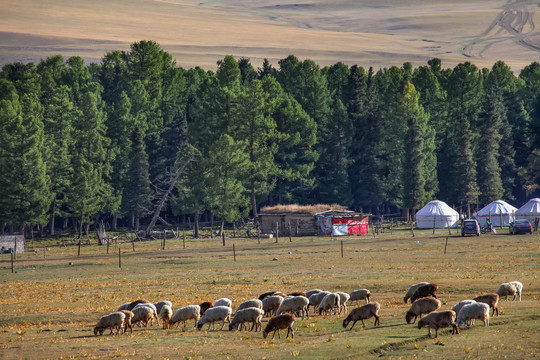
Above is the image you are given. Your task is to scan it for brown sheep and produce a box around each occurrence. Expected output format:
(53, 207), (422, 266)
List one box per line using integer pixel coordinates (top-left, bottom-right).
(410, 284), (439, 303)
(287, 291), (307, 298)
(405, 297), (441, 324)
(199, 301), (214, 316)
(342, 302), (380, 330)
(119, 310), (134, 335)
(473, 293), (499, 317)
(417, 310), (459, 338)
(403, 282), (429, 303)
(263, 314), (296, 340)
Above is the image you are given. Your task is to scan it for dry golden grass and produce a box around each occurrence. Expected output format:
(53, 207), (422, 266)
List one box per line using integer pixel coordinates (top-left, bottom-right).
(1, 0), (539, 71)
(0, 227), (539, 359)
(260, 203), (347, 214)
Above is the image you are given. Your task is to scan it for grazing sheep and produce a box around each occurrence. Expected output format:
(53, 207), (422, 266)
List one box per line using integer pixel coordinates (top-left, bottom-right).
(451, 300), (476, 326)
(349, 289), (371, 305)
(237, 299), (263, 312)
(126, 299), (151, 311)
(410, 284), (439, 303)
(456, 303), (490, 327)
(308, 291), (331, 313)
(133, 303), (160, 326)
(319, 293), (341, 316)
(496, 281), (523, 301)
(305, 289), (323, 298)
(263, 314), (296, 340)
(196, 306), (232, 331)
(154, 300), (173, 314)
(259, 291), (286, 301)
(229, 307), (265, 331)
(116, 302), (131, 312)
(336, 292), (350, 315)
(199, 301), (213, 316)
(171, 305), (201, 328)
(417, 311), (459, 338)
(160, 304), (173, 329)
(214, 298), (232, 308)
(287, 291), (307, 297)
(473, 294), (499, 317)
(131, 306), (154, 327)
(276, 296), (309, 320)
(406, 297), (441, 324)
(262, 295), (284, 317)
(342, 302), (380, 330)
(94, 312), (125, 336)
(119, 310), (134, 335)
(404, 282), (429, 303)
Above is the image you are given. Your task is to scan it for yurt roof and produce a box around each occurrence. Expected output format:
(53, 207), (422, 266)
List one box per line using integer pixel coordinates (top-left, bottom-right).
(516, 198), (540, 215)
(477, 200), (517, 215)
(416, 200), (458, 216)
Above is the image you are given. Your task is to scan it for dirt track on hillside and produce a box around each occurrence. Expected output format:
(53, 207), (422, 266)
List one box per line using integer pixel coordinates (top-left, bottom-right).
(463, 0), (540, 57)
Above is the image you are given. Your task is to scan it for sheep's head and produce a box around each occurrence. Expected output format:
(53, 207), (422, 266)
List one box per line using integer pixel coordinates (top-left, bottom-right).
(417, 319), (425, 329)
(196, 318), (204, 331)
(263, 330), (269, 339)
(405, 311), (414, 324)
(93, 327), (99, 336)
(342, 318), (350, 328)
(228, 322), (238, 331)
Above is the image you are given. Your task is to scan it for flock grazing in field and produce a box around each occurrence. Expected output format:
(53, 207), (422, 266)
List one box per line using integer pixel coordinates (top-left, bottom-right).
(93, 280), (524, 340)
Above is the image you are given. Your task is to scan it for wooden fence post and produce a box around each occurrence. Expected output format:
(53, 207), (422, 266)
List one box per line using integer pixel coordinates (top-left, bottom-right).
(11, 251), (14, 273)
(132, 240), (135, 252)
(444, 237), (448, 254)
(288, 223), (292, 242)
(78, 240), (81, 256)
(233, 244), (236, 262)
(222, 231), (226, 247)
(275, 222), (279, 243)
(341, 240), (343, 258)
(118, 249), (121, 269)
(107, 240), (109, 254)
(410, 221), (415, 237)
(257, 227), (261, 245)
(433, 215), (436, 234)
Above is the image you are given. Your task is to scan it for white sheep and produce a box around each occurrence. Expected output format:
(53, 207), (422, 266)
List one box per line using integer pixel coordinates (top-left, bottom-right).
(196, 306), (232, 331)
(214, 298), (232, 308)
(276, 296), (310, 320)
(308, 291), (331, 313)
(496, 281), (523, 301)
(133, 303), (160, 326)
(131, 306), (154, 328)
(154, 300), (173, 314)
(160, 304), (173, 329)
(456, 302), (490, 327)
(319, 293), (341, 316)
(451, 300), (477, 325)
(236, 299), (263, 312)
(262, 295), (284, 317)
(305, 289), (323, 298)
(349, 289), (371, 305)
(94, 312), (125, 335)
(229, 307), (265, 331)
(404, 282), (429, 303)
(336, 292), (350, 315)
(170, 305), (201, 328)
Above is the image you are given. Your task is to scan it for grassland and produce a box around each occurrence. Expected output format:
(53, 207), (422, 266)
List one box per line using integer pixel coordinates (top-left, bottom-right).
(1, 0), (539, 71)
(0, 227), (539, 359)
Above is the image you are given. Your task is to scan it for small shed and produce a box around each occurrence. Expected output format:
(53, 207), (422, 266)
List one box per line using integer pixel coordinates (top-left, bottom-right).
(259, 212), (317, 236)
(0, 235), (25, 254)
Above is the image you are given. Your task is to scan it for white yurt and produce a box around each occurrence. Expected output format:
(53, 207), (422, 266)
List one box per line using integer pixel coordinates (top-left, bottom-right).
(475, 200), (517, 227)
(515, 198), (540, 223)
(416, 200), (459, 228)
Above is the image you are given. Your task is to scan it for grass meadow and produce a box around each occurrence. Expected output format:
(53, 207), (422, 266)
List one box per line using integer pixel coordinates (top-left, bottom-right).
(0, 227), (539, 359)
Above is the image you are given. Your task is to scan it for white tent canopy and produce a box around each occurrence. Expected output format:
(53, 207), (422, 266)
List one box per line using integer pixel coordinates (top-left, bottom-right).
(515, 198), (540, 223)
(416, 200), (459, 228)
(475, 200), (517, 226)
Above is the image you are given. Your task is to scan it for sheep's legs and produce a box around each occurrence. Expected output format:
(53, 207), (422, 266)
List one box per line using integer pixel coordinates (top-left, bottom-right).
(350, 320), (357, 330)
(361, 319), (366, 328)
(374, 315), (380, 326)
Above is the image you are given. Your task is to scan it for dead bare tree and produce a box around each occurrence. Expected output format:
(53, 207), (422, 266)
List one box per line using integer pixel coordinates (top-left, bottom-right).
(144, 147), (198, 238)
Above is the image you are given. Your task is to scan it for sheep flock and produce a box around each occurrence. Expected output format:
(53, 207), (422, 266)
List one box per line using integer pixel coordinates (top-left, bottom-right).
(93, 280), (523, 340)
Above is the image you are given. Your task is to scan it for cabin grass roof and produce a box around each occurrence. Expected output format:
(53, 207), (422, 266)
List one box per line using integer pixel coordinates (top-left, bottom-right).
(260, 204), (348, 214)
